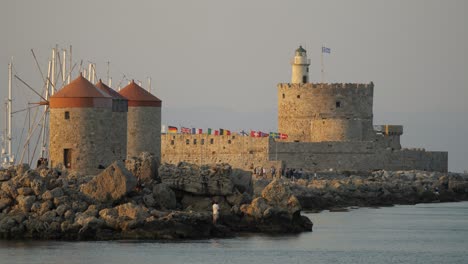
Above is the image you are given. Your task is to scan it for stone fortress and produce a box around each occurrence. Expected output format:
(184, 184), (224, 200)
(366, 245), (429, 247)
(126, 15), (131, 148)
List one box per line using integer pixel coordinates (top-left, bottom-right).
(162, 46), (448, 173)
(48, 75), (161, 175)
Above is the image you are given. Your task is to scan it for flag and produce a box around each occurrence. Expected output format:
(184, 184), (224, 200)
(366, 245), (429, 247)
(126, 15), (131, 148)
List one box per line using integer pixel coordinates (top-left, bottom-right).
(197, 128), (203, 134)
(240, 130), (248, 136)
(280, 133), (288, 139)
(219, 128), (224, 135)
(208, 128), (212, 135)
(269, 132), (279, 138)
(192, 128), (196, 134)
(168, 126), (178, 133)
(250, 130), (258, 137)
(259, 131), (269, 137)
(322, 46), (331, 54)
(214, 130), (219, 136)
(226, 130), (231, 136)
(181, 127), (191, 134)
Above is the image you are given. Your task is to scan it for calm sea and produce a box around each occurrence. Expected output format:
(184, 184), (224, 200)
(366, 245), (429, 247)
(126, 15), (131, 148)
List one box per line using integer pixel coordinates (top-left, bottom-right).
(1, 202), (467, 264)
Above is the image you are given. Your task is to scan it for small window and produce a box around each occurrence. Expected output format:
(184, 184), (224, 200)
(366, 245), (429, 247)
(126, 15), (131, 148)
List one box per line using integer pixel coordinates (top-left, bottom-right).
(297, 95), (300, 99)
(201, 139), (205, 145)
(336, 101), (341, 108)
(193, 139), (197, 145)
(210, 138), (214, 144)
(302, 76), (307, 83)
(170, 140), (174, 145)
(64, 111), (70, 120)
(228, 140), (231, 144)
(282, 94), (285, 99)
(185, 139), (190, 145)
(232, 136), (235, 139)
(306, 67), (309, 73)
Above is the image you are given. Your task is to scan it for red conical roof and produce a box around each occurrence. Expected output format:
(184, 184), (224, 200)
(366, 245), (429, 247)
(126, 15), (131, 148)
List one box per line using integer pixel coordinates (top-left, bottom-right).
(119, 80), (162, 107)
(49, 74), (112, 108)
(95, 79), (127, 100)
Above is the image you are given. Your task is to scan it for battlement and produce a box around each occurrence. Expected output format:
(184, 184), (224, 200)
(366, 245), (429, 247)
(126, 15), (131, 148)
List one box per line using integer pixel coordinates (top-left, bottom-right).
(278, 82), (374, 90)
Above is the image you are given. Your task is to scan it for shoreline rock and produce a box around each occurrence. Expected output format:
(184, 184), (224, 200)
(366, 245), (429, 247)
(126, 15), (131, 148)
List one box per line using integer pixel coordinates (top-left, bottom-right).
(0, 162), (312, 240)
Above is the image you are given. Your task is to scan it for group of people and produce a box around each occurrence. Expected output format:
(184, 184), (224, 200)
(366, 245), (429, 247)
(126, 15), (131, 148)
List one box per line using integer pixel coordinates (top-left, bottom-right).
(253, 166), (277, 177)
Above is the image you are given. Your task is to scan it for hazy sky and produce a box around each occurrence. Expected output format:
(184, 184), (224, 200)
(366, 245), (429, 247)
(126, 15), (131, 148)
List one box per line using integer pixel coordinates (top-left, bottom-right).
(1, 0), (467, 172)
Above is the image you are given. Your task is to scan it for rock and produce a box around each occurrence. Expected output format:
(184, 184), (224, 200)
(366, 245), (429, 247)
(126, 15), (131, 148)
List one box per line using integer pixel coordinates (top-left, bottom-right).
(226, 190), (252, 207)
(230, 169), (253, 194)
(39, 201), (53, 216)
(17, 187), (33, 196)
(143, 194), (156, 208)
(80, 161), (137, 203)
(159, 162), (234, 196)
(0, 171), (11, 181)
(42, 187), (64, 200)
(116, 203), (149, 221)
(125, 152), (159, 183)
(252, 177), (271, 197)
(181, 194), (212, 212)
(152, 183), (176, 209)
(0, 198), (12, 211)
(261, 179), (302, 215)
(1, 181), (17, 199)
(30, 179), (46, 196)
(56, 204), (69, 217)
(15, 163), (30, 178)
(16, 195), (36, 212)
(40, 210), (58, 223)
(240, 197), (269, 219)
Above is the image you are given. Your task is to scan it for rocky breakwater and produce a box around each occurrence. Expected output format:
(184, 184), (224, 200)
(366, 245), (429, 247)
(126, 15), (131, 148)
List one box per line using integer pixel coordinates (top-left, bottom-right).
(287, 170), (468, 210)
(0, 160), (311, 240)
(159, 162), (312, 234)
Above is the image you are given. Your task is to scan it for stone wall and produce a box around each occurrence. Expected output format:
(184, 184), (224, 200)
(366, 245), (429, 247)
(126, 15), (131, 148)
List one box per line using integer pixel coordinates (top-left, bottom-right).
(127, 106), (161, 161)
(49, 108), (113, 175)
(278, 82), (374, 142)
(161, 134), (280, 171)
(161, 134), (446, 173)
(269, 141), (448, 172)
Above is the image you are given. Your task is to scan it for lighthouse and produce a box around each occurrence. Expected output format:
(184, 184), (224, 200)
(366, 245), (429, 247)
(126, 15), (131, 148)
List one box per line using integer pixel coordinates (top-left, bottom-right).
(291, 46), (310, 84)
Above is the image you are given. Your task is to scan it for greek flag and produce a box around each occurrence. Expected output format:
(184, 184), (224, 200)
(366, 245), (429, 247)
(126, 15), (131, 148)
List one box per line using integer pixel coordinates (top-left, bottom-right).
(322, 47), (331, 54)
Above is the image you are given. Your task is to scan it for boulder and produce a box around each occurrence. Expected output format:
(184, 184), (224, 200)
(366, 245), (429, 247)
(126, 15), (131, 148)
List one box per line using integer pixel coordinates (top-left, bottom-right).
(125, 152), (159, 183)
(159, 162), (234, 196)
(152, 183), (176, 209)
(230, 169), (253, 194)
(115, 203), (149, 221)
(240, 197), (269, 219)
(252, 177), (271, 197)
(0, 197), (12, 211)
(16, 195), (36, 212)
(42, 187), (64, 200)
(80, 161), (137, 203)
(261, 179), (301, 215)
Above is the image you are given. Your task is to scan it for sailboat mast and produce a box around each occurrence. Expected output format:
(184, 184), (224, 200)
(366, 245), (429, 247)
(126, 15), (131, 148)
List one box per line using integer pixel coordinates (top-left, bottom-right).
(7, 61), (12, 159)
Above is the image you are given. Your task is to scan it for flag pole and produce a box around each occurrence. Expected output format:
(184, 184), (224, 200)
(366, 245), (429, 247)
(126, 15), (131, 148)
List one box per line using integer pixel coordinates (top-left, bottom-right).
(321, 46), (325, 83)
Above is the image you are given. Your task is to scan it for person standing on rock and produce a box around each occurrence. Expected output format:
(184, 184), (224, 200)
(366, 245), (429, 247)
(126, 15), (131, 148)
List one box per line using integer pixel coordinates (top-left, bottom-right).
(212, 201), (220, 225)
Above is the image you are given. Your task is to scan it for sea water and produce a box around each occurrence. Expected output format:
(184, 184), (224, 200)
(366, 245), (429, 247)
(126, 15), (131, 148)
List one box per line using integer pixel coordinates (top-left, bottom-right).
(1, 202), (467, 264)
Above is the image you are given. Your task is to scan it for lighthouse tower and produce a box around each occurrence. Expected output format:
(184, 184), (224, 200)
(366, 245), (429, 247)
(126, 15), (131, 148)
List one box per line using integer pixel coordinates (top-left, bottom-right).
(291, 46), (310, 84)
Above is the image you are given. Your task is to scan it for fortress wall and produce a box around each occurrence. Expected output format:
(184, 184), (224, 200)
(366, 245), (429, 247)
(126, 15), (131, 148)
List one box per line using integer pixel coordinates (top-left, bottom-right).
(278, 83), (374, 142)
(161, 134), (274, 170)
(49, 108), (113, 175)
(269, 141), (447, 172)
